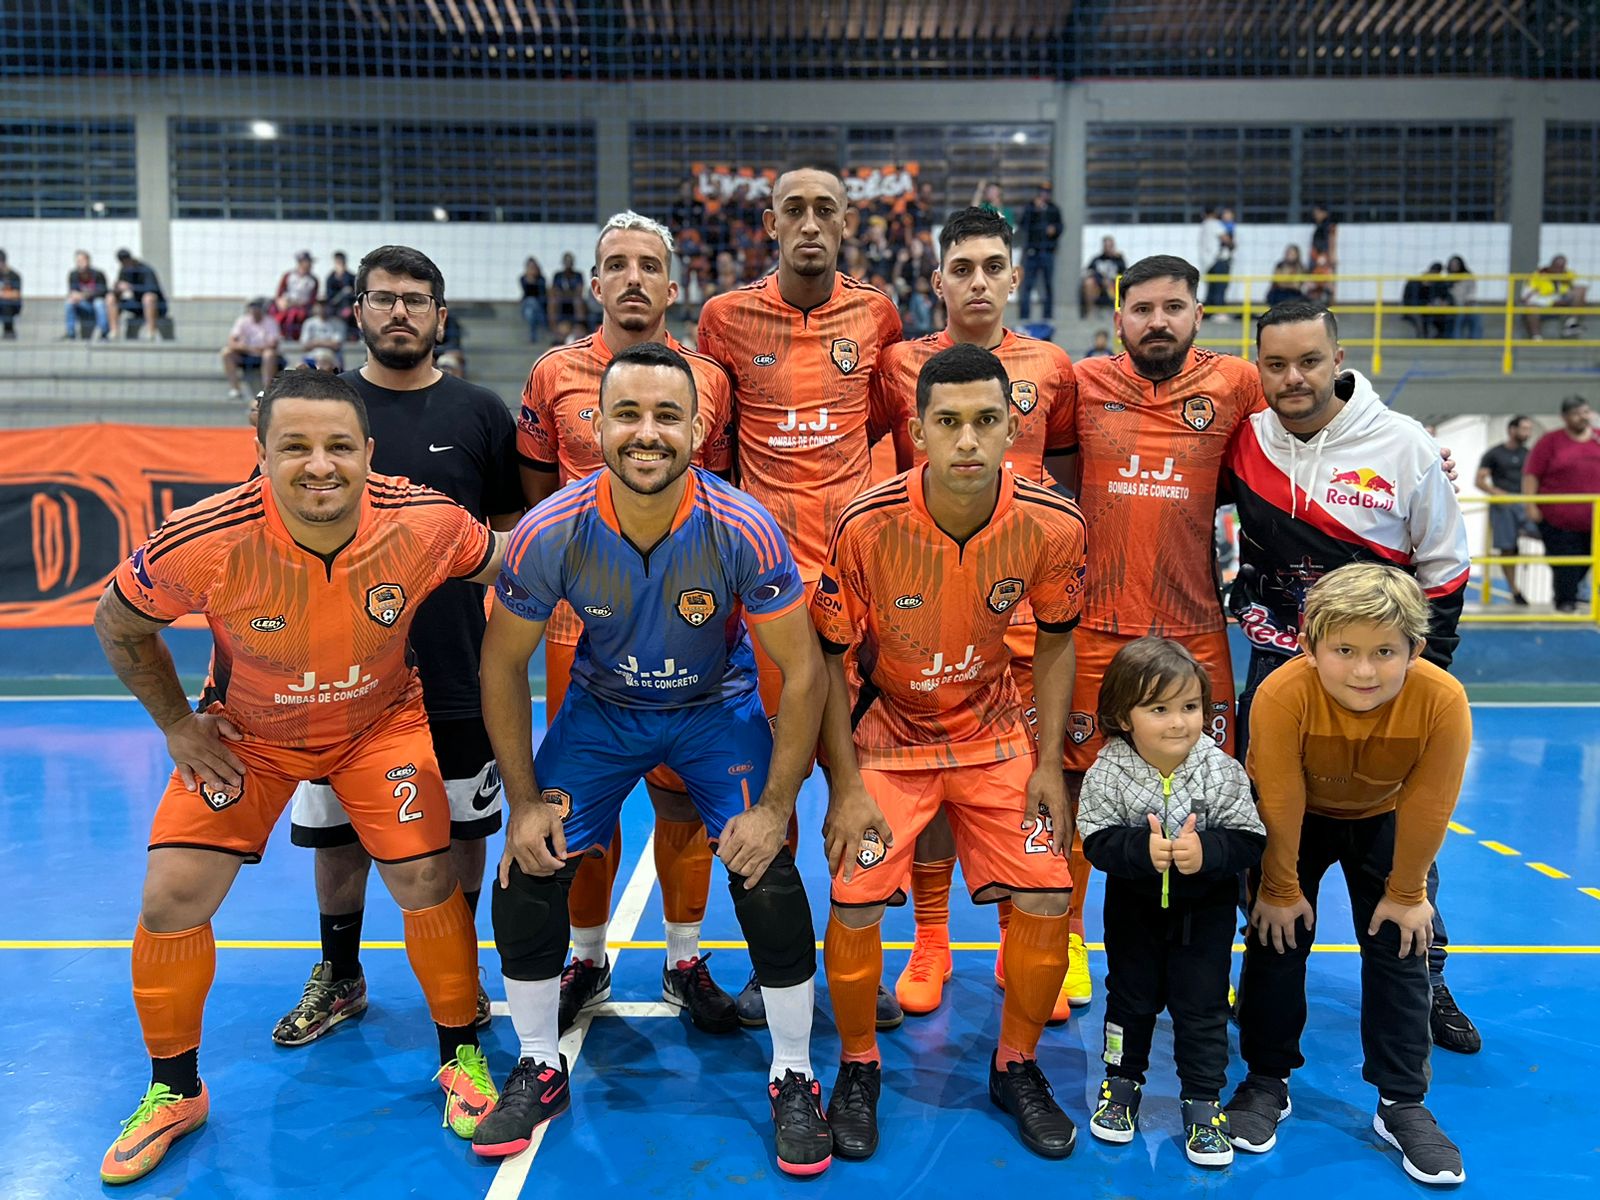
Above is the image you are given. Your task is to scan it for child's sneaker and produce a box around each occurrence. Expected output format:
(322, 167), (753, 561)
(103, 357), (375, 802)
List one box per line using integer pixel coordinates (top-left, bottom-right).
(1373, 1101), (1465, 1185)
(1088, 1076), (1140, 1144)
(1224, 1073), (1290, 1152)
(1182, 1098), (1234, 1166)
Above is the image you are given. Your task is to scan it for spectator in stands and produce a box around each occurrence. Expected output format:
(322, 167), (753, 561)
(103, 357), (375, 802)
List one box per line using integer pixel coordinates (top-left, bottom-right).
(1524, 396), (1600, 613)
(1476, 415), (1538, 606)
(1310, 203), (1338, 268)
(0, 250), (22, 339)
(220, 297), (282, 400)
(273, 251), (319, 341)
(1199, 204), (1233, 318)
(298, 301), (346, 370)
(306, 347), (341, 373)
(907, 180), (939, 232)
(1018, 181), (1063, 321)
(64, 250), (110, 340)
(1085, 329), (1113, 358)
(1401, 263), (1452, 338)
(1081, 235), (1127, 318)
(1303, 249), (1336, 306)
(1444, 256), (1479, 339)
(1266, 245), (1306, 306)
(549, 252), (586, 340)
(435, 349), (466, 380)
(971, 179), (1015, 229)
(519, 257), (549, 342)
(904, 274), (936, 336)
(324, 251), (356, 330)
(1520, 255), (1589, 340)
(112, 249), (167, 341)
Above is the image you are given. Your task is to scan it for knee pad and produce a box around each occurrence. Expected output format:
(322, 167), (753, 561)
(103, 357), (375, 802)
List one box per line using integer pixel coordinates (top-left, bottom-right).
(491, 862), (576, 981)
(728, 848), (815, 989)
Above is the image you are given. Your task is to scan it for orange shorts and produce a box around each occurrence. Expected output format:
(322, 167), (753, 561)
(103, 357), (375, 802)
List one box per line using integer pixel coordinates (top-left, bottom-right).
(831, 754), (1073, 908)
(1063, 626), (1235, 772)
(148, 701), (449, 864)
(545, 637), (685, 794)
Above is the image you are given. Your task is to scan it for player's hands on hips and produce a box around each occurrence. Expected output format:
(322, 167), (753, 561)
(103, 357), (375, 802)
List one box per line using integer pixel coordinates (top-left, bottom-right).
(1146, 814), (1174, 872)
(1025, 763), (1072, 856)
(1251, 894), (1315, 953)
(823, 777), (893, 884)
(499, 797), (567, 885)
(1171, 814), (1203, 875)
(718, 802), (787, 887)
(1369, 894), (1434, 958)
(163, 710), (245, 794)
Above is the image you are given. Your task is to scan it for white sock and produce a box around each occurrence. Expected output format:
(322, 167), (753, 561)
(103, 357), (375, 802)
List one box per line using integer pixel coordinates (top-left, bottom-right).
(503, 975), (561, 1065)
(570, 924), (608, 967)
(664, 921), (702, 966)
(762, 978), (815, 1082)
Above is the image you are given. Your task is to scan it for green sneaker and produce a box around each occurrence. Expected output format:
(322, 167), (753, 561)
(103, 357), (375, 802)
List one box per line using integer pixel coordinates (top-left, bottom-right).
(436, 1043), (499, 1138)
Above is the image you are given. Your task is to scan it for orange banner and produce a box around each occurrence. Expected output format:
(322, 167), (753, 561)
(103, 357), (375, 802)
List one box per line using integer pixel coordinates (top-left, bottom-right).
(0, 425), (257, 628)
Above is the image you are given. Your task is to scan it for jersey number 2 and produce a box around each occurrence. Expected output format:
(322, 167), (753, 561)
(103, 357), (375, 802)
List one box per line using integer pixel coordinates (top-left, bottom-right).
(1024, 812), (1054, 855)
(395, 780), (423, 824)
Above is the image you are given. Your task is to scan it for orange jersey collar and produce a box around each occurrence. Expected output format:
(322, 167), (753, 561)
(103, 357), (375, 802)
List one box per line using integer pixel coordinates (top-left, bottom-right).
(259, 471), (373, 553)
(596, 465), (699, 538)
(762, 270), (845, 314)
(1113, 344), (1199, 386)
(907, 461), (1016, 537)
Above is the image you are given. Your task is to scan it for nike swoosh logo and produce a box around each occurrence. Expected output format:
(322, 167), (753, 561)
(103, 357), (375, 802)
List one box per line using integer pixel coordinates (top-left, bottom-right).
(331, 921), (358, 932)
(471, 782), (501, 812)
(540, 1083), (568, 1104)
(455, 1097), (490, 1116)
(429, 444), (455, 452)
(113, 1120), (186, 1162)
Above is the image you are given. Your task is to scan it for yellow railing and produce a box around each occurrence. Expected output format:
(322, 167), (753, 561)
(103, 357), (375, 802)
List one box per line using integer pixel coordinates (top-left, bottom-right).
(1194, 272), (1599, 375)
(1461, 493), (1599, 623)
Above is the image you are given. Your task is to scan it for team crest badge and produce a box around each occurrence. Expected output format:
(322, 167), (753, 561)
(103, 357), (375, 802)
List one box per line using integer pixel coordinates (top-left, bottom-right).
(856, 828), (887, 870)
(365, 583), (407, 627)
(1010, 380), (1039, 414)
(201, 781), (241, 811)
(830, 338), (860, 374)
(676, 588), (717, 627)
(1182, 396), (1216, 431)
(1069, 712), (1096, 745)
(987, 578), (1024, 614)
(541, 788), (573, 822)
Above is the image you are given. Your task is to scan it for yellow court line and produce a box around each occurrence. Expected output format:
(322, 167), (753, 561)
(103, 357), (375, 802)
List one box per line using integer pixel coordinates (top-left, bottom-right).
(6, 939), (1600, 955)
(1447, 821), (1475, 835)
(1480, 840), (1520, 856)
(1527, 862), (1571, 879)
(1581, 888), (1600, 902)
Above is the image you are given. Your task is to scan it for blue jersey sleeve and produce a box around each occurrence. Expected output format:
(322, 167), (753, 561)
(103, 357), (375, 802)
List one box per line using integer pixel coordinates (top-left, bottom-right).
(495, 504), (568, 623)
(717, 486), (805, 623)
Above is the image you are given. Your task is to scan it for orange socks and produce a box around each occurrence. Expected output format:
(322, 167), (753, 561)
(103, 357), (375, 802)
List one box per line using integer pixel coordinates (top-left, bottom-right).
(654, 818), (712, 925)
(911, 857), (956, 933)
(567, 825), (623, 929)
(997, 908), (1071, 1065)
(132, 922), (215, 1059)
(824, 914), (883, 1064)
(402, 885), (479, 1030)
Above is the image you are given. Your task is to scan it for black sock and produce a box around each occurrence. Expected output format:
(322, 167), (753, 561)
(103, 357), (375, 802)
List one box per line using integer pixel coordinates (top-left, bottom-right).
(463, 888), (481, 918)
(437, 1024), (478, 1066)
(150, 1049), (200, 1098)
(320, 909), (364, 982)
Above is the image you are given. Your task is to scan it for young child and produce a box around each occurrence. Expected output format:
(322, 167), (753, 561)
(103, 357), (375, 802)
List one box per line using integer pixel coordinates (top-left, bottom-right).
(1078, 637), (1266, 1167)
(1227, 562), (1469, 1187)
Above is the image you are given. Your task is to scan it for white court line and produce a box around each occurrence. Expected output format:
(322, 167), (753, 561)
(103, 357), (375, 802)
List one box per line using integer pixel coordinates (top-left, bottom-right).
(486, 833), (662, 1200)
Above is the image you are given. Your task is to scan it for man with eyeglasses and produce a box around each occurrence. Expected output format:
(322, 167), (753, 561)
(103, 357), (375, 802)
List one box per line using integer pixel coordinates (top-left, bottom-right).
(272, 245), (524, 1049)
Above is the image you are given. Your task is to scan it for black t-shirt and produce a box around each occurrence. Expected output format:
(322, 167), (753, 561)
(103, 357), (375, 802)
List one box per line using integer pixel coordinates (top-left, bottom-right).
(1478, 443), (1528, 494)
(343, 370), (522, 720)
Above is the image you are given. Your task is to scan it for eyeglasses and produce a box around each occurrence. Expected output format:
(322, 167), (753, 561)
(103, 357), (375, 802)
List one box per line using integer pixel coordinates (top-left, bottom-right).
(358, 290), (437, 314)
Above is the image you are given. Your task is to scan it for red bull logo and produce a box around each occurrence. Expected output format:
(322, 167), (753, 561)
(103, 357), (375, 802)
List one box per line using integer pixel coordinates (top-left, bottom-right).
(1326, 467), (1396, 510)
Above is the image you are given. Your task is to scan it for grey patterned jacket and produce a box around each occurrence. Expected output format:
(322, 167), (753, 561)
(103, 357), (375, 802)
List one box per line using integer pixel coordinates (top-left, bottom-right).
(1079, 736), (1265, 843)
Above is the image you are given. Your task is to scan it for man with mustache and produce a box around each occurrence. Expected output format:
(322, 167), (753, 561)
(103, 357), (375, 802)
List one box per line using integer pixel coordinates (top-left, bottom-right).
(478, 341), (833, 1175)
(515, 212), (741, 1036)
(274, 246), (524, 1049)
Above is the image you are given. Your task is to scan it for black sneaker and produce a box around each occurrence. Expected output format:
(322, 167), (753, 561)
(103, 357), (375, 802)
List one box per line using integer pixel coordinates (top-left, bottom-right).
(1182, 1098), (1235, 1167)
(768, 1069), (833, 1177)
(1089, 1076), (1140, 1144)
(1224, 1074), (1291, 1152)
(735, 970), (766, 1028)
(1373, 1102), (1465, 1185)
(875, 984), (904, 1032)
(470, 1056), (570, 1158)
(557, 957), (611, 1035)
(826, 1060), (882, 1160)
(1430, 984), (1482, 1055)
(988, 1056), (1077, 1159)
(662, 953), (738, 1034)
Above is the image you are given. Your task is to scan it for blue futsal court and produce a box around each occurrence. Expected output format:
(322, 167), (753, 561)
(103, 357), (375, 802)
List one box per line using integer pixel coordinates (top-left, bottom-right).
(1, 695), (1597, 1199)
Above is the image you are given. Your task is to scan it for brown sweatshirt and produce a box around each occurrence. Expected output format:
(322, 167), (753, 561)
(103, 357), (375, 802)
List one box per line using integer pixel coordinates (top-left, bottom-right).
(1246, 654), (1471, 907)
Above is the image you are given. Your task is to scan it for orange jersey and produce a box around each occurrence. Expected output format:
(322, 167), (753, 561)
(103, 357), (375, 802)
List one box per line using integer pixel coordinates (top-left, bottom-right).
(516, 328), (732, 480)
(113, 473), (493, 750)
(874, 328), (1078, 482)
(811, 467), (1086, 771)
(516, 328), (732, 646)
(1069, 347), (1265, 637)
(697, 273), (903, 581)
